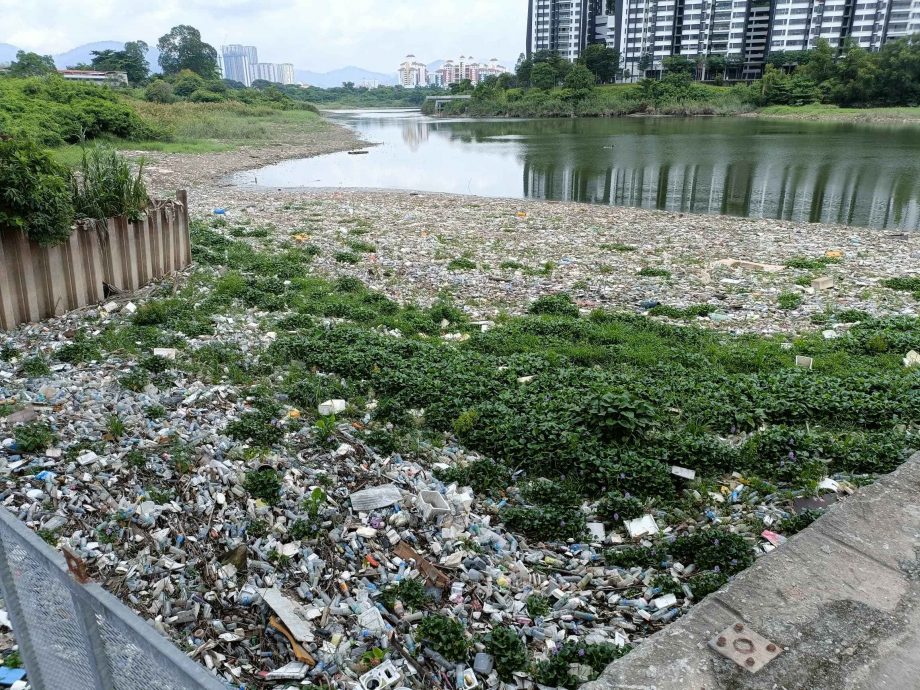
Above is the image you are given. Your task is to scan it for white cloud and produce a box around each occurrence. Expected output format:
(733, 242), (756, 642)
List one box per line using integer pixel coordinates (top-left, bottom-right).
(0, 0), (526, 72)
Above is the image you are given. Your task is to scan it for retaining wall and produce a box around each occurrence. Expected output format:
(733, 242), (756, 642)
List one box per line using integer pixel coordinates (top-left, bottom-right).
(0, 191), (190, 331)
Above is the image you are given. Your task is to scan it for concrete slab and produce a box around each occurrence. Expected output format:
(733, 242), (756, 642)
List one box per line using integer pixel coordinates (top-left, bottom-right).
(584, 453), (920, 690)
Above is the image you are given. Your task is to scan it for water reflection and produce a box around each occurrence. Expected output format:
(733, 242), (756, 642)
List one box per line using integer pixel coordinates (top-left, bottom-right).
(241, 110), (920, 230)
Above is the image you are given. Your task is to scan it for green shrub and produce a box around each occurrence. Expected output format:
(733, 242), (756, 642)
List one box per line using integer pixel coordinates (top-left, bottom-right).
(689, 571), (728, 599)
(243, 468), (283, 505)
(417, 615), (470, 662)
(605, 545), (666, 569)
(447, 257), (476, 271)
(882, 277), (920, 293)
(0, 137), (74, 246)
(486, 626), (529, 682)
(778, 292), (803, 310)
(648, 304), (716, 319)
(526, 594), (551, 618)
(120, 369), (151, 393)
(529, 293), (579, 318)
(380, 578), (430, 612)
(56, 332), (101, 364)
(584, 390), (657, 442)
(15, 422), (54, 452)
(334, 251), (360, 264)
(71, 146), (148, 223)
(434, 458), (510, 495)
(20, 355), (51, 377)
(599, 491), (646, 521)
(785, 256), (841, 270)
(637, 267), (671, 278)
(671, 529), (754, 575)
(227, 411), (284, 447)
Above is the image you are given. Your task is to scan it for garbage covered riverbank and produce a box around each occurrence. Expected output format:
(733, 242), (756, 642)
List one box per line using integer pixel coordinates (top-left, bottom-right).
(1, 211), (918, 688)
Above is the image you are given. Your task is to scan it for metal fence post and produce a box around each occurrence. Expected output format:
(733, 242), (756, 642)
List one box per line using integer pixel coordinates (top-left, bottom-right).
(0, 529), (47, 690)
(67, 584), (118, 690)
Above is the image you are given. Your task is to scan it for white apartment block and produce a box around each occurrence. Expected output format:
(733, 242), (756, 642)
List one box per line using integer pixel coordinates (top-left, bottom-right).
(588, 0), (918, 80)
(398, 56), (429, 87)
(528, 0), (596, 61)
(251, 63), (279, 83)
(278, 63), (295, 85)
(221, 45), (258, 87)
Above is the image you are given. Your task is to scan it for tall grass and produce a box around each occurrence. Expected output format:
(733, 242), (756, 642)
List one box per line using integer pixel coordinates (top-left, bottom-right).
(71, 146), (148, 222)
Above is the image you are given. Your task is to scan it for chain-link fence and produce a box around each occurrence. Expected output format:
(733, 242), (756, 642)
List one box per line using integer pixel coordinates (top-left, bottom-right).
(0, 507), (227, 690)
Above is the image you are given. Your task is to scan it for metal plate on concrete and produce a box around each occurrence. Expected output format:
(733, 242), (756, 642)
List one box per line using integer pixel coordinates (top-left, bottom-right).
(709, 623), (782, 673)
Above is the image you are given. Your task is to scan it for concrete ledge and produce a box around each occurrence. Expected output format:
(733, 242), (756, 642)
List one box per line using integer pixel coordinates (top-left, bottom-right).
(584, 453), (920, 690)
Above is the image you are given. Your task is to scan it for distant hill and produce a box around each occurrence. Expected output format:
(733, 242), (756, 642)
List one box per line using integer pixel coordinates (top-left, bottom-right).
(53, 41), (162, 71)
(0, 43), (19, 65)
(0, 41), (162, 71)
(295, 66), (398, 88)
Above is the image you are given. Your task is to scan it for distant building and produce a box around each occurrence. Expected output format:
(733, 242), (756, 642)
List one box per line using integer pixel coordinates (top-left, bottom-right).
(57, 70), (128, 87)
(398, 55), (429, 87)
(278, 63), (295, 85)
(251, 62), (279, 83)
(431, 56), (509, 86)
(221, 45), (258, 87)
(359, 79), (381, 88)
(544, 0), (920, 81)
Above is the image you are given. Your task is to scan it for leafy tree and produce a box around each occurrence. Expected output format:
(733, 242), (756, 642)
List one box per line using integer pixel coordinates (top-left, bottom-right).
(171, 69), (205, 97)
(157, 25), (219, 79)
(515, 53), (533, 86)
(705, 54), (727, 79)
(91, 41), (150, 84)
(580, 44), (621, 83)
(803, 38), (835, 85)
(637, 52), (653, 75)
(874, 34), (920, 106)
(829, 38), (877, 106)
(531, 62), (557, 90)
(662, 54), (695, 75)
(9, 51), (56, 77)
(448, 79), (474, 95)
(759, 65), (819, 105)
(564, 63), (596, 96)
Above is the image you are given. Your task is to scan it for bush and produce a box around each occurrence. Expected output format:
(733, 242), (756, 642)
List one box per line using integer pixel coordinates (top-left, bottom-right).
(778, 292), (803, 310)
(243, 468), (283, 505)
(529, 293), (579, 318)
(671, 529), (754, 575)
(486, 626), (529, 682)
(15, 422), (54, 452)
(145, 80), (176, 103)
(417, 615), (470, 662)
(0, 137), (74, 246)
(71, 146), (148, 222)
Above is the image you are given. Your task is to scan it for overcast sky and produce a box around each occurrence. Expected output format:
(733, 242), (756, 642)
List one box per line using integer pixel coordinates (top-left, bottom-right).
(0, 0), (527, 72)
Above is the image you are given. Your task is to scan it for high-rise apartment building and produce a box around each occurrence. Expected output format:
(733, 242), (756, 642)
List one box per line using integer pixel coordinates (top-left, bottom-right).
(398, 56), (429, 87)
(278, 63), (295, 85)
(528, 0), (602, 61)
(563, 0), (919, 79)
(251, 62), (280, 83)
(221, 45), (258, 87)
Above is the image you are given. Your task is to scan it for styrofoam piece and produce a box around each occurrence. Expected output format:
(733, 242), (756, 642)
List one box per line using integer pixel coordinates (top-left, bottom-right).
(624, 514), (659, 538)
(360, 659), (401, 690)
(350, 484), (402, 511)
(418, 490), (450, 520)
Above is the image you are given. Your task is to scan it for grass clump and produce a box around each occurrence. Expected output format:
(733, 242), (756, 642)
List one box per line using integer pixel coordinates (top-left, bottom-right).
(486, 626), (529, 682)
(20, 356), (51, 378)
(15, 422), (55, 453)
(882, 277), (920, 293)
(599, 242), (637, 252)
(528, 293), (579, 318)
(447, 257), (477, 271)
(637, 267), (671, 278)
(347, 239), (376, 253)
(777, 292), (803, 310)
(119, 369), (151, 393)
(786, 255), (842, 270)
(334, 251), (360, 264)
(71, 145), (148, 222)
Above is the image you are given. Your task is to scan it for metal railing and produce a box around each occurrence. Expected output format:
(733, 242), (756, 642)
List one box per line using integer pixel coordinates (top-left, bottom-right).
(0, 507), (226, 690)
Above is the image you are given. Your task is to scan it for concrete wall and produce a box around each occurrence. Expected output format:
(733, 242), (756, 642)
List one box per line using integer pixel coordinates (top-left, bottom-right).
(0, 191), (190, 331)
